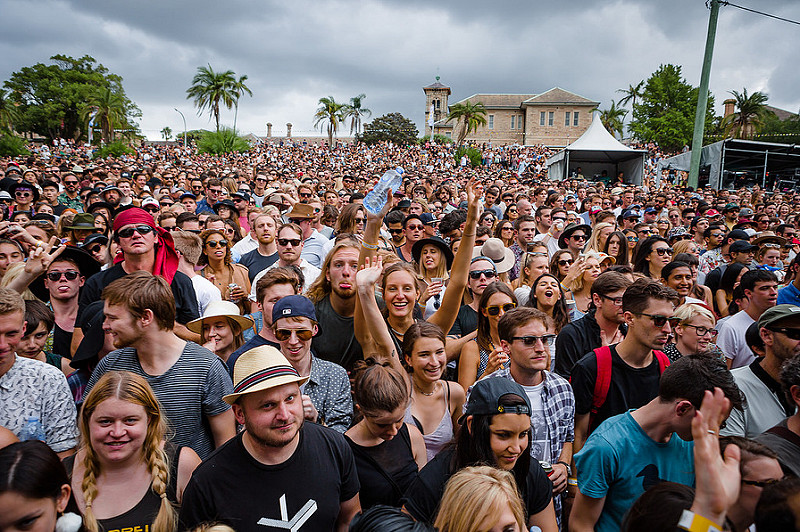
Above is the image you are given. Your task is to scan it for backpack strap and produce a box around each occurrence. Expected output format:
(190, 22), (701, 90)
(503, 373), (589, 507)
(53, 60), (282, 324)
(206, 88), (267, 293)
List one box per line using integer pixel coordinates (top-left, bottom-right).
(653, 350), (671, 373)
(590, 346), (613, 426)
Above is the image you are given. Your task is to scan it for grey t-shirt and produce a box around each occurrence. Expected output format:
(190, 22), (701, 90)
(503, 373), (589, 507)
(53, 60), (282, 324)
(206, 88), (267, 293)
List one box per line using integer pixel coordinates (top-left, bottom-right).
(86, 341), (233, 459)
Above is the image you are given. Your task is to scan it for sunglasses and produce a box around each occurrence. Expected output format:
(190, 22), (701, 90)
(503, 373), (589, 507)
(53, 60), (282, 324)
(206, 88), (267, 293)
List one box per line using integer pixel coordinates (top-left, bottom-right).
(15, 191), (31, 197)
(639, 313), (680, 328)
(512, 334), (556, 347)
(205, 240), (228, 248)
(557, 258), (574, 266)
(299, 192), (312, 198)
(86, 244), (103, 254)
(46, 271), (80, 282)
(653, 247), (674, 257)
(277, 238), (302, 246)
(627, 236), (639, 242)
(388, 228), (404, 234)
(485, 303), (516, 316)
(768, 328), (800, 341)
(469, 269), (497, 280)
(275, 328), (314, 341)
(117, 225), (155, 238)
(682, 324), (718, 338)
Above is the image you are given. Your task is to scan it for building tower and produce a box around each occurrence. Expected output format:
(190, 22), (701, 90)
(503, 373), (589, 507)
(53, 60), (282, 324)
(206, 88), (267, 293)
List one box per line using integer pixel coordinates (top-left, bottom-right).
(423, 77), (451, 137)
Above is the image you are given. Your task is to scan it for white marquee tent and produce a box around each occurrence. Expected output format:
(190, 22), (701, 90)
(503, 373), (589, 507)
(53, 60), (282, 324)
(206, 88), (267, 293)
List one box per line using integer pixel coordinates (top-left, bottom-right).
(546, 113), (647, 184)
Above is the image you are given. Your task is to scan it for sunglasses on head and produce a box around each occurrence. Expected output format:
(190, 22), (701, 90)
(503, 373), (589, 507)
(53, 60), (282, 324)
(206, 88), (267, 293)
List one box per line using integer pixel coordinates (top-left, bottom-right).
(117, 225), (155, 238)
(512, 334), (556, 347)
(277, 238), (302, 246)
(639, 313), (680, 328)
(205, 239), (228, 248)
(46, 271), (80, 282)
(469, 269), (497, 280)
(275, 328), (314, 341)
(485, 302), (516, 316)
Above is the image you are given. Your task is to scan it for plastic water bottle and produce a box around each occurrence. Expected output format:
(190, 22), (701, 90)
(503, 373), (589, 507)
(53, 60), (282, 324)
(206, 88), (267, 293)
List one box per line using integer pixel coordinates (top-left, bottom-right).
(364, 167), (404, 215)
(19, 417), (46, 442)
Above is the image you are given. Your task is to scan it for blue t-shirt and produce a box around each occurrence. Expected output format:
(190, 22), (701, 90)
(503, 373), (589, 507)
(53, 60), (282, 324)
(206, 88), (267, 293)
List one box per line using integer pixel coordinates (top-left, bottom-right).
(574, 410), (695, 532)
(778, 283), (800, 306)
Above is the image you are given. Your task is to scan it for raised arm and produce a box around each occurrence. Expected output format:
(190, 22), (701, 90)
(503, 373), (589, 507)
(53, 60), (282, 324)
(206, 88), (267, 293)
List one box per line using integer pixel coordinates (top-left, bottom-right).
(429, 178), (480, 332)
(6, 237), (66, 295)
(355, 256), (401, 370)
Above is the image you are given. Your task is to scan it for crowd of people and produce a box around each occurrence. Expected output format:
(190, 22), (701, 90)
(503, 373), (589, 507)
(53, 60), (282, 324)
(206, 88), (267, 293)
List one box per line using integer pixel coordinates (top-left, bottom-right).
(2, 136), (800, 531)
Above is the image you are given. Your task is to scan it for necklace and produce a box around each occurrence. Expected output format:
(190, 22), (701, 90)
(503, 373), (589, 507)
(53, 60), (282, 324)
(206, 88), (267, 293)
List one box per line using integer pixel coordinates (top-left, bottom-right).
(414, 381), (437, 396)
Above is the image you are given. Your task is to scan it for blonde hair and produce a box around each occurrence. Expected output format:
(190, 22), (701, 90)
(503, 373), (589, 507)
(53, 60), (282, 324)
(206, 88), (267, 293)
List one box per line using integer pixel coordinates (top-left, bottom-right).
(192, 525), (236, 532)
(79, 371), (176, 532)
(585, 222), (615, 254)
(565, 251), (604, 294)
(674, 302), (715, 325)
(0, 263), (37, 300)
(434, 466), (526, 532)
(672, 239), (698, 256)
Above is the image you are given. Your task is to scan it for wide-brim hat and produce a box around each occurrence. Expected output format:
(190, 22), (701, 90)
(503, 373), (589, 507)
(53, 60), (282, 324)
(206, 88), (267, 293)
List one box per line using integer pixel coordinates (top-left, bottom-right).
(187, 300), (255, 334)
(65, 213), (97, 230)
(10, 180), (40, 203)
(558, 223), (592, 249)
(223, 345), (309, 404)
(412, 236), (454, 269)
(212, 199), (236, 214)
(752, 232), (786, 248)
(284, 203), (315, 220)
(29, 246), (101, 302)
(472, 238), (515, 273)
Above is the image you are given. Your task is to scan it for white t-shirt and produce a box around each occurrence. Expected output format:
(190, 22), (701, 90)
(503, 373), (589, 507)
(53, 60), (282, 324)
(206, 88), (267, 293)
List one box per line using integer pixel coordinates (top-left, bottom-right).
(521, 381), (551, 462)
(191, 275), (222, 314)
(716, 310), (756, 369)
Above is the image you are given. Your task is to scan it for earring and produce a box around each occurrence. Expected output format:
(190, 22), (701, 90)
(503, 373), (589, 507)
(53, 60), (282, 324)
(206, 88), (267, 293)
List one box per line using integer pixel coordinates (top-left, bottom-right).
(55, 512), (82, 532)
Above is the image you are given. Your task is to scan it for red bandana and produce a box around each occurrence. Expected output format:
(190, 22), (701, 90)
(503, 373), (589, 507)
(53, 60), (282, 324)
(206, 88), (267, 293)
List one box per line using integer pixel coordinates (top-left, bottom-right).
(113, 208), (179, 284)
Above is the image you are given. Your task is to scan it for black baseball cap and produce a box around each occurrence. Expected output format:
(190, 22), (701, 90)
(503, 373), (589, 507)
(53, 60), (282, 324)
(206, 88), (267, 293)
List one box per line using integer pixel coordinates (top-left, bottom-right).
(459, 378), (531, 424)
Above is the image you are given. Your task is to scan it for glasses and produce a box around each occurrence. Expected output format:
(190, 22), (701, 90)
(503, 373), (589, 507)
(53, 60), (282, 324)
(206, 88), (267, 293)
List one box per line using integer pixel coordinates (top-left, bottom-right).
(469, 269), (497, 280)
(653, 247), (674, 256)
(639, 313), (680, 328)
(388, 228), (404, 235)
(709, 232), (725, 238)
(512, 335), (556, 347)
(46, 271), (80, 282)
(407, 225), (424, 231)
(768, 328), (800, 341)
(571, 234), (587, 241)
(208, 188), (222, 194)
(501, 226), (513, 231)
(86, 245), (103, 253)
(275, 328), (314, 341)
(64, 181), (78, 186)
(683, 324), (718, 338)
(354, 217), (366, 224)
(277, 238), (302, 246)
(742, 477), (784, 488)
(117, 225), (155, 238)
(205, 239), (228, 248)
(627, 236), (639, 243)
(508, 208), (517, 213)
(15, 191), (31, 197)
(600, 294), (624, 306)
(485, 303), (516, 316)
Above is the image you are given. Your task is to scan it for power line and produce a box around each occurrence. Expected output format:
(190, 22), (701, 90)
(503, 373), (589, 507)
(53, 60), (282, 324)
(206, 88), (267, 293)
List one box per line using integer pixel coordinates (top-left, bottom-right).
(718, 1), (800, 26)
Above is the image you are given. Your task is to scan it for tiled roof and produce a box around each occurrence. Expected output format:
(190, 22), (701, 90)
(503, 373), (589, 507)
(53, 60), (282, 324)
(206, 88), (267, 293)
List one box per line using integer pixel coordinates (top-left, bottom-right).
(523, 87), (599, 106)
(450, 94), (536, 109)
(765, 105), (798, 122)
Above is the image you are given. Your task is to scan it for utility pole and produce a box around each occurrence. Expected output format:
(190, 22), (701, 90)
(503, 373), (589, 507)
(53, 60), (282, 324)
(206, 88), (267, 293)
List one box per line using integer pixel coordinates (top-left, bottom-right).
(174, 108), (187, 148)
(688, 0), (721, 189)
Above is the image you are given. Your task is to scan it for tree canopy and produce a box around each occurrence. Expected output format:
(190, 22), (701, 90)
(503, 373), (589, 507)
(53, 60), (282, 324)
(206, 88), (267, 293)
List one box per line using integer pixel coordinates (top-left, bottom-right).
(722, 88), (770, 139)
(3, 55), (140, 141)
(313, 96), (347, 148)
(357, 113), (418, 145)
(599, 101), (627, 139)
(628, 64), (714, 152)
(446, 101), (487, 144)
(186, 65), (250, 132)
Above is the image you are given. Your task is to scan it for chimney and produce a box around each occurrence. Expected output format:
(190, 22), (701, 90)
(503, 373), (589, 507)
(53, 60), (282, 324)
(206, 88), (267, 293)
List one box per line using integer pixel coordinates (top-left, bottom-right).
(286, 123), (292, 138)
(266, 123), (272, 138)
(723, 99), (736, 118)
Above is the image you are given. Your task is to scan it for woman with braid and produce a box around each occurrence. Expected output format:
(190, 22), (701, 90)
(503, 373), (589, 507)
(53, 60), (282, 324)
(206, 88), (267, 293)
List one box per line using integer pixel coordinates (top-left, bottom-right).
(64, 371), (201, 532)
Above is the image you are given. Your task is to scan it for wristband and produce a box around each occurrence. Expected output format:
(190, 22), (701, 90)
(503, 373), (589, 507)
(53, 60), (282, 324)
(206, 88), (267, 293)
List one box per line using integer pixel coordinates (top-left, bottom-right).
(361, 241), (379, 250)
(677, 510), (722, 532)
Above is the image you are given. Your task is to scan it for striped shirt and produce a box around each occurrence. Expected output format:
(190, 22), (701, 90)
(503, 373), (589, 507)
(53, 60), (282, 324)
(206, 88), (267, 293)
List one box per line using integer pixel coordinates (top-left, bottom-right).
(85, 341), (233, 459)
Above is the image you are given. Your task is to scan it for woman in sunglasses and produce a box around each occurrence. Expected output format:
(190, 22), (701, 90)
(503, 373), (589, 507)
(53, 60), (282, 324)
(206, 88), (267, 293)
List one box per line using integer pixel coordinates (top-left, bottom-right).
(549, 250), (573, 283)
(198, 229), (252, 314)
(632, 235), (673, 279)
(622, 229), (638, 264)
(458, 283), (517, 391)
(562, 252), (604, 317)
(662, 303), (719, 362)
(494, 220), (515, 247)
(755, 242), (786, 282)
(604, 230), (629, 268)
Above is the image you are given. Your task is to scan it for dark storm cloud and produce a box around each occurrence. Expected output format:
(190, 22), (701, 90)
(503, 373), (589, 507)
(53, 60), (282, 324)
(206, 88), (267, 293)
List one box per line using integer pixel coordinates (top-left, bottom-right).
(1, 0), (798, 139)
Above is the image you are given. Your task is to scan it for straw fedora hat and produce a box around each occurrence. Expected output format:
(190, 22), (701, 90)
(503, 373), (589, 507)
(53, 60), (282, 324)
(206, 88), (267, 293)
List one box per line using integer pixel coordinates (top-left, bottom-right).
(187, 300), (255, 334)
(223, 345), (309, 405)
(472, 238), (515, 274)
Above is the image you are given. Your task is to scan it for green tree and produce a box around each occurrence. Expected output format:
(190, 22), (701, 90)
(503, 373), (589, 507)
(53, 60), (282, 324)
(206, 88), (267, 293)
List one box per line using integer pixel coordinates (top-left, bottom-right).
(186, 65), (239, 131)
(3, 55), (140, 141)
(599, 101), (628, 138)
(161, 126), (172, 141)
(344, 94), (371, 135)
(231, 75), (252, 132)
(358, 113), (418, 145)
(0, 89), (21, 132)
(617, 81), (645, 109)
(197, 127), (251, 154)
(446, 101), (487, 144)
(313, 96), (347, 148)
(722, 88), (770, 139)
(82, 86), (127, 143)
(628, 64), (714, 152)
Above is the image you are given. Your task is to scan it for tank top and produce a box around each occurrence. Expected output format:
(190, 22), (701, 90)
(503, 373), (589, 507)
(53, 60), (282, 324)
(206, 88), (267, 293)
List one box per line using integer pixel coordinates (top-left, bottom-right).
(404, 381), (453, 462)
(64, 443), (181, 532)
(345, 424), (419, 509)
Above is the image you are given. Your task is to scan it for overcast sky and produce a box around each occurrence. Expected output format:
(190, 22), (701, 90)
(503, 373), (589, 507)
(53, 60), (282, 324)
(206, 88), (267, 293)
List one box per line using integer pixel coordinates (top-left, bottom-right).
(2, 0), (799, 140)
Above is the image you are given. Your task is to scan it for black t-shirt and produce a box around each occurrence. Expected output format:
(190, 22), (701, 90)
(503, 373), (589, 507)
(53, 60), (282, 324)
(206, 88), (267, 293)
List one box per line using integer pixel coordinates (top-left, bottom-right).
(179, 423), (360, 532)
(570, 345), (663, 432)
(448, 305), (478, 337)
(313, 295), (362, 372)
(78, 263), (199, 325)
(239, 249), (279, 283)
(226, 334), (280, 378)
(402, 448), (552, 524)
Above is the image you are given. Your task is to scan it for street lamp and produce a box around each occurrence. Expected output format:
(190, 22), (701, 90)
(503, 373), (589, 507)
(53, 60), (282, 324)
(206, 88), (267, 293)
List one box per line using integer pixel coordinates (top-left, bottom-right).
(174, 108), (187, 148)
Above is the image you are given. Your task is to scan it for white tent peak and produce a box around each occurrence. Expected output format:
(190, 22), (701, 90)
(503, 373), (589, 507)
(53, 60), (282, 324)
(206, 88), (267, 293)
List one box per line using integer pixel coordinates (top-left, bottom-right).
(566, 112), (633, 152)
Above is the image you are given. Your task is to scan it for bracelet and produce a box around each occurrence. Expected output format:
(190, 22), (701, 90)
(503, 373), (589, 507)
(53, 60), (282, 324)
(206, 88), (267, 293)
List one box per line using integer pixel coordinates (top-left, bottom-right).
(463, 233), (476, 238)
(361, 241), (379, 250)
(677, 510), (722, 532)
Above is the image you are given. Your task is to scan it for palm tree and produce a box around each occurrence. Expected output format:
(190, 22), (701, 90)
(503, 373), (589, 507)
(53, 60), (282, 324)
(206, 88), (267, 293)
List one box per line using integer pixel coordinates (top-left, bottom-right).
(0, 89), (20, 132)
(186, 65), (238, 131)
(723, 88), (770, 139)
(446, 101), (487, 144)
(599, 101), (628, 139)
(161, 126), (172, 141)
(617, 81), (645, 110)
(344, 94), (371, 135)
(83, 87), (126, 143)
(231, 75), (252, 132)
(313, 96), (347, 148)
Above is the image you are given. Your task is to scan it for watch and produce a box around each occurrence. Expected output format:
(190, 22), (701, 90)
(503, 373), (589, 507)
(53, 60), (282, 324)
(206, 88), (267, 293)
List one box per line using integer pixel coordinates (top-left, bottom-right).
(556, 461), (572, 476)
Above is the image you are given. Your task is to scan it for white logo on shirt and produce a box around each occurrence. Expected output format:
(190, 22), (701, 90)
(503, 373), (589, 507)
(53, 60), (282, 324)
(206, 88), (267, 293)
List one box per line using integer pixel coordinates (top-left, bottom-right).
(257, 494), (317, 531)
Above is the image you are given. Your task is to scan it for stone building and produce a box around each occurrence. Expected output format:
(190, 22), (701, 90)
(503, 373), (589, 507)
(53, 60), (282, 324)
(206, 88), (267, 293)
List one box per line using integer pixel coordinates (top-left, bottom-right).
(424, 79), (599, 147)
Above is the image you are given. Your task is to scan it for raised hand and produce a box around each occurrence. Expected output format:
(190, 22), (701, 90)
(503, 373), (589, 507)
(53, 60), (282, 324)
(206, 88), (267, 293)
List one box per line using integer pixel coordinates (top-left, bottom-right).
(24, 236), (66, 277)
(357, 255), (383, 288)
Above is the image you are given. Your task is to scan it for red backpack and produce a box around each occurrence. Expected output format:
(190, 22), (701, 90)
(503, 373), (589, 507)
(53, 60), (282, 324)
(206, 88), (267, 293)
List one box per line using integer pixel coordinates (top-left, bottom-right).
(589, 346), (670, 428)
